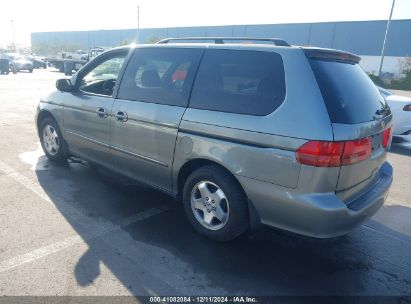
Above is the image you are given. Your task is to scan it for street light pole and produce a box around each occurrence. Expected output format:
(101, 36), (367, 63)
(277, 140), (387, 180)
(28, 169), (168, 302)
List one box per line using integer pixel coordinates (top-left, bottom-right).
(10, 19), (15, 51)
(137, 5), (140, 44)
(378, 0), (396, 76)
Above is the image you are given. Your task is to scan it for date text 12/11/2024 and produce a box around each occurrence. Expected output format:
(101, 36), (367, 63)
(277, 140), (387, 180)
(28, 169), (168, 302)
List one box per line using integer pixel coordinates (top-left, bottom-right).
(149, 296), (258, 303)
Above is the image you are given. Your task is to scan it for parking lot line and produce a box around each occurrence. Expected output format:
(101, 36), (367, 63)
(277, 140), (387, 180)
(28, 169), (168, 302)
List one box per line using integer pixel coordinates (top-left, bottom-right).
(0, 159), (103, 229)
(0, 206), (168, 273)
(0, 159), (59, 205)
(0, 159), (169, 227)
(385, 197), (411, 207)
(0, 159), (170, 273)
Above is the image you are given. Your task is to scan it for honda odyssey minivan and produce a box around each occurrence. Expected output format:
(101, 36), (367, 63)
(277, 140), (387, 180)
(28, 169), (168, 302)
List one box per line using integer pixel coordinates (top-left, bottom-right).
(35, 37), (393, 241)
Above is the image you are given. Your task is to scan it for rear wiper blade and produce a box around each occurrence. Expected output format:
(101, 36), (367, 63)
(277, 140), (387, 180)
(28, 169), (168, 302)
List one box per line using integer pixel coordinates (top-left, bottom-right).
(375, 109), (383, 116)
(374, 106), (390, 120)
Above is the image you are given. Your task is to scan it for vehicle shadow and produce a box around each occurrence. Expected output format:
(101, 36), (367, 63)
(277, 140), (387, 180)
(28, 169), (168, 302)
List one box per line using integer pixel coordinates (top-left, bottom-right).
(34, 157), (411, 296)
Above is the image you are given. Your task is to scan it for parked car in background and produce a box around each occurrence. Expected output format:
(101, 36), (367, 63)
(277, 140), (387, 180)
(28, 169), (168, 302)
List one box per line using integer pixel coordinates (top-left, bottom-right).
(7, 54), (34, 73)
(46, 47), (107, 75)
(36, 38), (393, 241)
(87, 47), (106, 61)
(0, 55), (9, 74)
(30, 56), (47, 69)
(378, 87), (411, 140)
(60, 50), (88, 60)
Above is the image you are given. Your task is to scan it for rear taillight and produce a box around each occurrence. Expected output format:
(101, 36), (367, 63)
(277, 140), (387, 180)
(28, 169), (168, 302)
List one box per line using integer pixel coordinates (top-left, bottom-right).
(382, 127), (393, 148)
(341, 137), (372, 165)
(296, 138), (372, 167)
(296, 141), (344, 167)
(403, 105), (411, 111)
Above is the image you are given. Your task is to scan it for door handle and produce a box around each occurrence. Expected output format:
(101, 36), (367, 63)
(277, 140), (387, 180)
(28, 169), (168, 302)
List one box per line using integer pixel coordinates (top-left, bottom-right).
(115, 110), (128, 122)
(96, 107), (108, 118)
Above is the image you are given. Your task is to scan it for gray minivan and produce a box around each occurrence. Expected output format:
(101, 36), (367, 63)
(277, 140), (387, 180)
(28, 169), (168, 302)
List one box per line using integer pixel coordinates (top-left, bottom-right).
(36, 37), (393, 241)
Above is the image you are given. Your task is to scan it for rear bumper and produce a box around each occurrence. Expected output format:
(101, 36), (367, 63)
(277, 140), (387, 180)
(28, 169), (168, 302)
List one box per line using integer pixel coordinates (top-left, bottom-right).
(237, 162), (393, 238)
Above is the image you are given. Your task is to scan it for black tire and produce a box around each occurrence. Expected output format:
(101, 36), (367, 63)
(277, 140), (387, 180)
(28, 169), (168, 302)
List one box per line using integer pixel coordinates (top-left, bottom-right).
(29, 69), (33, 73)
(39, 117), (67, 162)
(183, 165), (249, 242)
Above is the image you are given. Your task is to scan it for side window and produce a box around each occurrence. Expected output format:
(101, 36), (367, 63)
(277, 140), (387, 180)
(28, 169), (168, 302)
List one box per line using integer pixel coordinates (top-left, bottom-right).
(189, 49), (286, 116)
(117, 48), (203, 107)
(79, 51), (127, 96)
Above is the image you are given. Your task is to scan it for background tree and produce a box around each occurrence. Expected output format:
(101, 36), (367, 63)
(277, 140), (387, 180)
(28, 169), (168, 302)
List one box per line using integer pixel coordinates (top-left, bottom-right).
(117, 39), (134, 46)
(144, 36), (161, 44)
(31, 42), (82, 56)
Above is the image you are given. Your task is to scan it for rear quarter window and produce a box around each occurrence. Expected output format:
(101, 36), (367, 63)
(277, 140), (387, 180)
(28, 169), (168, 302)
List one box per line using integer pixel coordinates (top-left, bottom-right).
(189, 49), (286, 116)
(310, 59), (389, 124)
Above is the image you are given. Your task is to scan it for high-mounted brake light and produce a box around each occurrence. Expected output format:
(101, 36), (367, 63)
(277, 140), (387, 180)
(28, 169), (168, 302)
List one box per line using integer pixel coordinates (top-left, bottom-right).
(303, 48), (361, 64)
(296, 138), (372, 167)
(382, 127), (393, 148)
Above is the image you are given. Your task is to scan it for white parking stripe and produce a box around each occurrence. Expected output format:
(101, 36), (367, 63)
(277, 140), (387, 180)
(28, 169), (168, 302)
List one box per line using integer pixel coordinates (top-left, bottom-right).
(0, 206), (168, 273)
(385, 198), (411, 207)
(0, 160), (57, 204)
(0, 159), (107, 230)
(0, 160), (170, 272)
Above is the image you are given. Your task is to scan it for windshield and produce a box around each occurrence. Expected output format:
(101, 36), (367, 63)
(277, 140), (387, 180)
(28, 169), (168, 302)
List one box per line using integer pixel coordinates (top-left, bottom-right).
(310, 60), (390, 124)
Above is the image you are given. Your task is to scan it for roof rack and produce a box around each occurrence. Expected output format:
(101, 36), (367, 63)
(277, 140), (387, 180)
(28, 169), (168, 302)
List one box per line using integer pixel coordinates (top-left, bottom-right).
(156, 37), (290, 47)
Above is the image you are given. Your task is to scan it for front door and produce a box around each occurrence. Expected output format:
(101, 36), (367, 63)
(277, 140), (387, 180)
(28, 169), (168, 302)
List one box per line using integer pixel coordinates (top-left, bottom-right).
(63, 49), (128, 167)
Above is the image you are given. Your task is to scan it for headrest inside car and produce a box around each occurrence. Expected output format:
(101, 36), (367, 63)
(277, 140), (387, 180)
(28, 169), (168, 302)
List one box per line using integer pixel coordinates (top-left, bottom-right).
(141, 70), (161, 88)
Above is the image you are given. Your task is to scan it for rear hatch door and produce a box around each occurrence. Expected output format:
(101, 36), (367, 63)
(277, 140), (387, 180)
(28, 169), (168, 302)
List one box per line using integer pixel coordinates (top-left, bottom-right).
(307, 48), (393, 201)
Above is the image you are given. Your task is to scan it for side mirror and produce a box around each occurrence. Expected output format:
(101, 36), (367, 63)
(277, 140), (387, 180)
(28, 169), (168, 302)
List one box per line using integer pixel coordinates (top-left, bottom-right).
(56, 78), (73, 92)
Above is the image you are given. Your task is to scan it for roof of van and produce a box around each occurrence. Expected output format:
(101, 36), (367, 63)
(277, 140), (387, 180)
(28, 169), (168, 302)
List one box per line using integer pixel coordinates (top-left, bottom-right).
(157, 37), (291, 46)
(112, 37), (361, 64)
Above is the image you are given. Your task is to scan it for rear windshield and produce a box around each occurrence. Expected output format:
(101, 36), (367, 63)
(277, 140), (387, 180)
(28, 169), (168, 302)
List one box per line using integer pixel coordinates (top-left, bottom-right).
(310, 59), (390, 124)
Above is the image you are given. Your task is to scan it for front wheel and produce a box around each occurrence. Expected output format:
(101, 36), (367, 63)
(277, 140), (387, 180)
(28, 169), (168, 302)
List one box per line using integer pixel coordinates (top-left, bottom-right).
(39, 117), (67, 162)
(183, 165), (249, 242)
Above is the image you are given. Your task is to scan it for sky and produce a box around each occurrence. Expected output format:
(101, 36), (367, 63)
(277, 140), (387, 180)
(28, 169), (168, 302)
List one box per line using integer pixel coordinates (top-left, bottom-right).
(1, 0), (410, 48)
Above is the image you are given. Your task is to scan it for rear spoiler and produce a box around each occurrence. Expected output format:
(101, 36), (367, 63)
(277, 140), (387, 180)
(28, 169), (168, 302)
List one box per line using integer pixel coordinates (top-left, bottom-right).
(302, 47), (361, 64)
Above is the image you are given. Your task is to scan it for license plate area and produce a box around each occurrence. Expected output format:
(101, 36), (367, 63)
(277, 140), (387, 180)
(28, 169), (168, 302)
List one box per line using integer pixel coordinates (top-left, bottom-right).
(371, 132), (383, 155)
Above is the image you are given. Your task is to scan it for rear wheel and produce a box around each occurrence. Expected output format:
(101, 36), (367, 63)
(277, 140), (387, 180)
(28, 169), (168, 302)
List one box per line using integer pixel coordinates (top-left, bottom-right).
(39, 117), (67, 162)
(183, 165), (249, 242)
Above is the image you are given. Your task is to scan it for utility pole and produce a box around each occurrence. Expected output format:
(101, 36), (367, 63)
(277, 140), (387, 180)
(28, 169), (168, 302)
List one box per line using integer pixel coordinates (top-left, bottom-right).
(137, 5), (140, 44)
(378, 0), (396, 76)
(10, 19), (15, 51)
